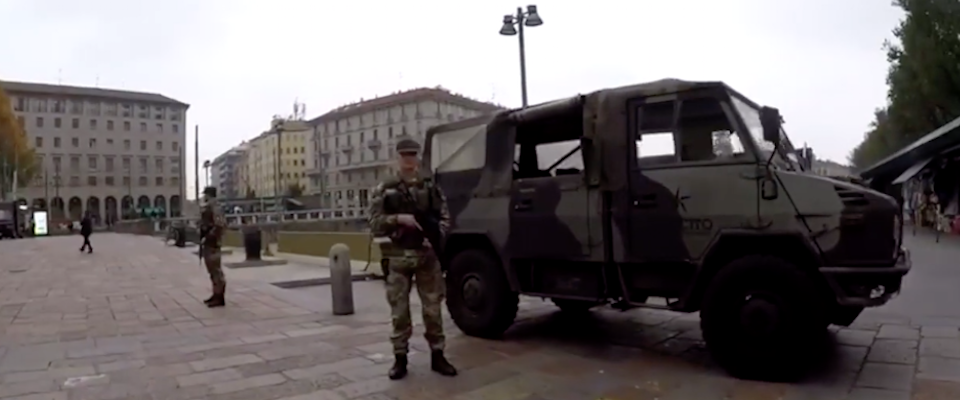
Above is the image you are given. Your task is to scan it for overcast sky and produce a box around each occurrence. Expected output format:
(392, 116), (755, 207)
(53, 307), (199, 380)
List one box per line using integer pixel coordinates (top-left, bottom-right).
(1, 0), (903, 196)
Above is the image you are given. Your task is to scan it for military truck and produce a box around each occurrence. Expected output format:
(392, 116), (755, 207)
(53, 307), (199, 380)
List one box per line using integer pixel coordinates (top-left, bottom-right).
(423, 79), (910, 379)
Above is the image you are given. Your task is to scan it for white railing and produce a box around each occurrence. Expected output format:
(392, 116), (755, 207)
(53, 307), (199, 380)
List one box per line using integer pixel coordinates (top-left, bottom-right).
(221, 208), (367, 226)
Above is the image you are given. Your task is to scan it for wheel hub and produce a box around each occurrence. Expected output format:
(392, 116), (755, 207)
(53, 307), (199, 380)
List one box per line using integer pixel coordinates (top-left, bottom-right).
(461, 274), (485, 311)
(740, 295), (780, 337)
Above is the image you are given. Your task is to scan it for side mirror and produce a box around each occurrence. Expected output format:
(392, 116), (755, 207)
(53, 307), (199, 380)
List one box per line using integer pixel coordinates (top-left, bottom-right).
(760, 106), (782, 143)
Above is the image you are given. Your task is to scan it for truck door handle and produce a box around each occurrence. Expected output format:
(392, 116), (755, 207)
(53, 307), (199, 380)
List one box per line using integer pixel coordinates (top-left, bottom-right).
(632, 199), (657, 209)
(514, 199), (533, 211)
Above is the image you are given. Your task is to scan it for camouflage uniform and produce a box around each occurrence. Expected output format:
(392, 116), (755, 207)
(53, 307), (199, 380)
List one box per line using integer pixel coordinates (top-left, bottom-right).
(200, 186), (227, 308)
(368, 138), (457, 380)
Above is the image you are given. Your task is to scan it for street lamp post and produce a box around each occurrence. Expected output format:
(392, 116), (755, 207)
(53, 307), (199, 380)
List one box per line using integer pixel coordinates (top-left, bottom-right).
(499, 5), (543, 108)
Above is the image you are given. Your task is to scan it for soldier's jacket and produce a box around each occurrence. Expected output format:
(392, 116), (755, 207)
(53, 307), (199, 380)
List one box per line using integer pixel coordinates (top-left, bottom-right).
(368, 173), (451, 257)
(199, 201), (226, 249)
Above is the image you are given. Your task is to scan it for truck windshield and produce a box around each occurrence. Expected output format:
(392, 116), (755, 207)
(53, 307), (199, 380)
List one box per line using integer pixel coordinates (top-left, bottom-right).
(730, 96), (800, 171)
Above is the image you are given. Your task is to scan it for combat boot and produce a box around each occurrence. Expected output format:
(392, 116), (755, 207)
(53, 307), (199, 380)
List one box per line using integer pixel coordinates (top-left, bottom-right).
(430, 350), (458, 376)
(388, 354), (408, 380)
(203, 295), (216, 305)
(206, 294), (225, 308)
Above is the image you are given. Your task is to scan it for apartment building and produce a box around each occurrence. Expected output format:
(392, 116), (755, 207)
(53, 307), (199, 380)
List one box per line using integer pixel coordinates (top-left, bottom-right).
(210, 142), (248, 200)
(241, 118), (315, 198)
(308, 87), (502, 209)
(2, 81), (187, 223)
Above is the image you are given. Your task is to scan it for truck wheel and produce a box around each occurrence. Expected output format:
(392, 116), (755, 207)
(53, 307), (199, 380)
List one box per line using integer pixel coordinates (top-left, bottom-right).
(552, 298), (600, 313)
(700, 255), (822, 381)
(445, 249), (518, 338)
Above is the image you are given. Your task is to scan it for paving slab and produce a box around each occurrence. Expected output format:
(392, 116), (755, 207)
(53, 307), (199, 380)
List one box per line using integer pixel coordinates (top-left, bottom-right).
(0, 233), (958, 399)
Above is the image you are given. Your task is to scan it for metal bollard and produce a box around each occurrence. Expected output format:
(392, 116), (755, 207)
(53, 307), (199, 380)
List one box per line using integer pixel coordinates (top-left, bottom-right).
(330, 243), (355, 316)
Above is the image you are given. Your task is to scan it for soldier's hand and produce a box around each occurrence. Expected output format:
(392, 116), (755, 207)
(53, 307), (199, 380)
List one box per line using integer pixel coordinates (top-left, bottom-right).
(396, 214), (422, 230)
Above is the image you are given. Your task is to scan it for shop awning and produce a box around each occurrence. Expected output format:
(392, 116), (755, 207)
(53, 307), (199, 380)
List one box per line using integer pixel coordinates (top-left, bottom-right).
(892, 157), (934, 184)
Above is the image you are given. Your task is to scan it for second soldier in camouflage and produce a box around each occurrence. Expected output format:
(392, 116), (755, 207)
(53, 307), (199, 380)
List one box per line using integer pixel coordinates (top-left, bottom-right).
(368, 138), (457, 380)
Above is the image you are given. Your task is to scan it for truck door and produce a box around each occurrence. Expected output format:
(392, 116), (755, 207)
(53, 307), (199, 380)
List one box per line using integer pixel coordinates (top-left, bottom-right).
(507, 139), (590, 260)
(619, 94), (761, 265)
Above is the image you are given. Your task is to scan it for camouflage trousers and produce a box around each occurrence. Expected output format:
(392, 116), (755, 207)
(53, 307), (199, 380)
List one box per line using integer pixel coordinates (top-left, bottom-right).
(384, 250), (445, 355)
(203, 248), (226, 295)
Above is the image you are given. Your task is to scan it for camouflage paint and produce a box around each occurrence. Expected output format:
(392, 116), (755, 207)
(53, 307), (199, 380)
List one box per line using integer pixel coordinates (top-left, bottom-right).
(423, 78), (909, 309)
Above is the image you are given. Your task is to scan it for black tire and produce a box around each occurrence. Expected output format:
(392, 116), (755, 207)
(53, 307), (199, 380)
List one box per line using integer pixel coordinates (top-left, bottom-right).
(700, 255), (823, 381)
(551, 298), (600, 313)
(445, 249), (519, 338)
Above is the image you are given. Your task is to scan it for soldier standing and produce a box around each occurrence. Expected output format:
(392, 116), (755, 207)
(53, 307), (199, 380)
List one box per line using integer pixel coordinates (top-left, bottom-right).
(199, 186), (227, 308)
(368, 138), (457, 380)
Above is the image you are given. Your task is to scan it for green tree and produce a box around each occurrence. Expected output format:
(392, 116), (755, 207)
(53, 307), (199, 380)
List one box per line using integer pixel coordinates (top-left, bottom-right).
(849, 0), (960, 169)
(0, 83), (39, 196)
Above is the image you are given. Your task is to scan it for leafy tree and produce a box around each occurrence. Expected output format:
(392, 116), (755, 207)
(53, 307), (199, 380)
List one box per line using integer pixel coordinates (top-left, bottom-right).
(849, 0), (960, 170)
(0, 83), (39, 195)
(245, 188), (256, 198)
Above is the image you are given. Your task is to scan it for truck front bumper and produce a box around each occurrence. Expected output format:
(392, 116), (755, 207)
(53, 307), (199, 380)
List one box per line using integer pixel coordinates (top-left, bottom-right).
(820, 248), (912, 307)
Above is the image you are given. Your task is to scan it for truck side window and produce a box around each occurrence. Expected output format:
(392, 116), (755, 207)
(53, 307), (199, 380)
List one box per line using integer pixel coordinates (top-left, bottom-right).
(636, 101), (679, 167)
(513, 105), (584, 179)
(677, 97), (746, 162)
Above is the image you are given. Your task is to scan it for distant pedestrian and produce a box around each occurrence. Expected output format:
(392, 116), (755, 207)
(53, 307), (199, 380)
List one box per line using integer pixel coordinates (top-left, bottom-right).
(79, 213), (93, 253)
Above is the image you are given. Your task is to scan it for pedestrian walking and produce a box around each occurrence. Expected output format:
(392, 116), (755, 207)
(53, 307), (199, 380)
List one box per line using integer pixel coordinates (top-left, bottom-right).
(79, 212), (93, 253)
(199, 186), (227, 308)
(368, 138), (457, 380)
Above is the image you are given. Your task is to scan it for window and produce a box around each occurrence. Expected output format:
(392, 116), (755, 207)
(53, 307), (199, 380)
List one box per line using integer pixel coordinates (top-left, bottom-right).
(106, 176), (115, 186)
(71, 137), (79, 148)
(70, 176), (80, 187)
(122, 157), (130, 170)
(123, 121), (131, 131)
(512, 106), (585, 179)
(155, 177), (164, 186)
(156, 141), (162, 151)
(633, 96), (748, 168)
(123, 176), (130, 187)
(54, 137), (61, 148)
(107, 138), (113, 146)
(124, 140), (131, 150)
(53, 157), (62, 173)
(140, 140), (146, 151)
(87, 176), (97, 186)
(172, 124), (179, 133)
(36, 117), (44, 128)
(172, 142), (179, 152)
(155, 158), (163, 172)
(140, 122), (147, 132)
(14, 97), (25, 111)
(70, 156), (80, 171)
(72, 118), (79, 129)
(107, 120), (114, 131)
(54, 118), (62, 128)
(88, 156), (97, 170)
(171, 177), (180, 187)
(89, 119), (97, 129)
(430, 124), (487, 173)
(35, 137), (43, 148)
(89, 138), (96, 148)
(155, 123), (163, 133)
(139, 158), (147, 173)
(106, 158), (114, 172)
(139, 177), (148, 186)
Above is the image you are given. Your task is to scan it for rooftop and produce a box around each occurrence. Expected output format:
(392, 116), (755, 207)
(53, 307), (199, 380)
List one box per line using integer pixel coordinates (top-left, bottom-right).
(308, 86), (504, 124)
(0, 80), (188, 107)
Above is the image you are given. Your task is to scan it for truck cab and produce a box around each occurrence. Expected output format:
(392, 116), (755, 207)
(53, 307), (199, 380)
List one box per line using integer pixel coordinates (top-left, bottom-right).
(424, 79), (910, 379)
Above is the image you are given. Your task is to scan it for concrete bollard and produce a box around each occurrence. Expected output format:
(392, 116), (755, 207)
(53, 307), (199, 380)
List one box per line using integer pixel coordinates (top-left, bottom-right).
(330, 243), (355, 316)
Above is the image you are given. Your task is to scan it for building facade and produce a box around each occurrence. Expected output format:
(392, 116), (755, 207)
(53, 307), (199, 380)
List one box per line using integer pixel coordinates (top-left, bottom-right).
(812, 159), (853, 177)
(2, 81), (188, 223)
(241, 119), (315, 198)
(210, 142), (247, 200)
(308, 87), (502, 209)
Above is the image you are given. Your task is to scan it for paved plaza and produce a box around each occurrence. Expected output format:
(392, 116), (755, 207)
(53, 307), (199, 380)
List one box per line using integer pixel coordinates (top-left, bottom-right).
(0, 233), (960, 399)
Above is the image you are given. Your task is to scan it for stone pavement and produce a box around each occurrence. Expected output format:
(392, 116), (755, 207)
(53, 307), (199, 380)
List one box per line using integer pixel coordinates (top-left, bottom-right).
(0, 234), (958, 399)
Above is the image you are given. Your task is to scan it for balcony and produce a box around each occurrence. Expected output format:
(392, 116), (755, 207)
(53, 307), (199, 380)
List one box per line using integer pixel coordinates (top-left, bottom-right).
(366, 139), (382, 150)
(339, 144), (354, 153)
